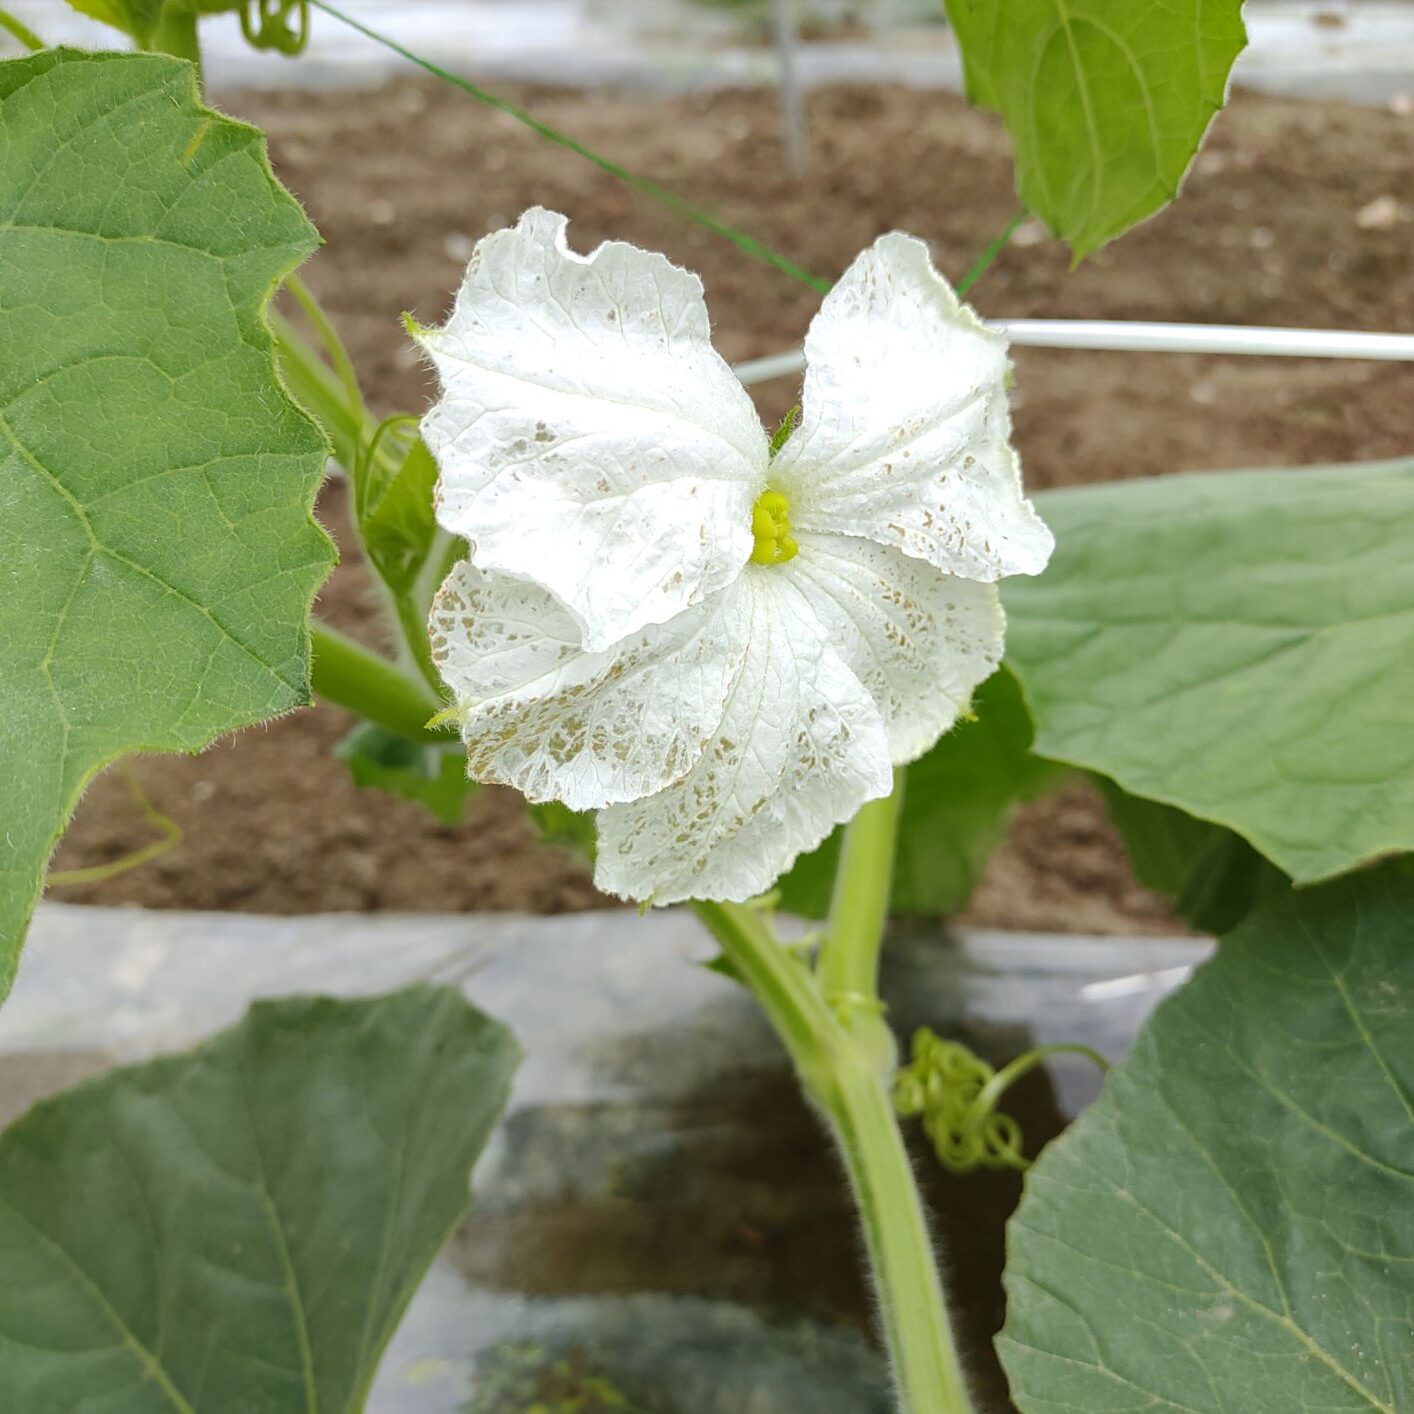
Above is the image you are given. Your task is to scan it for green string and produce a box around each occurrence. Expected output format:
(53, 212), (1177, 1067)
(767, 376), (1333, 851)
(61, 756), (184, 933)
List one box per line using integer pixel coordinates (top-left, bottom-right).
(956, 206), (1028, 299)
(308, 0), (1024, 304)
(308, 0), (833, 293)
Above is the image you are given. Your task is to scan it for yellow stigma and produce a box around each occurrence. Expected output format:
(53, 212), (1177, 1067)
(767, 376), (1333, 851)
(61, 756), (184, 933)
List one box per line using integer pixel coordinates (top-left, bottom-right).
(750, 488), (798, 566)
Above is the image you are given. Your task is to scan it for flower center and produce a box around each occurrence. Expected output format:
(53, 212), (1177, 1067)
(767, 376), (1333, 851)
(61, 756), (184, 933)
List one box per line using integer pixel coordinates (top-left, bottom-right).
(750, 489), (798, 566)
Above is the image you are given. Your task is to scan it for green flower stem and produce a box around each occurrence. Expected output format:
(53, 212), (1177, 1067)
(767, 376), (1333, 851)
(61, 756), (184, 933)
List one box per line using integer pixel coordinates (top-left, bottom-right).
(830, 1035), (974, 1414)
(310, 623), (450, 742)
(693, 894), (974, 1414)
(818, 768), (906, 1009)
(0, 8), (44, 50)
(148, 10), (202, 67)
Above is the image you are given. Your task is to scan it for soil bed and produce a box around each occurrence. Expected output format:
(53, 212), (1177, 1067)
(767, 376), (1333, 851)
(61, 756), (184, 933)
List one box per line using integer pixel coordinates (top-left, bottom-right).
(51, 79), (1413, 930)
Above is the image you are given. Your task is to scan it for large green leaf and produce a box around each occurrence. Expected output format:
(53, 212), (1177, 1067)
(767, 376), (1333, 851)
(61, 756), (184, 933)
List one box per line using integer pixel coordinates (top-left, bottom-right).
(942, 0), (1247, 257)
(1003, 461), (1414, 885)
(0, 984), (520, 1411)
(0, 49), (334, 998)
(778, 668), (1062, 918)
(999, 862), (1414, 1412)
(1098, 778), (1288, 935)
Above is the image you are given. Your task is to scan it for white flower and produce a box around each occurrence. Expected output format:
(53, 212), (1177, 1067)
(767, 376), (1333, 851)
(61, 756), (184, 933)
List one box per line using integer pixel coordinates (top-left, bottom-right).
(417, 208), (1052, 905)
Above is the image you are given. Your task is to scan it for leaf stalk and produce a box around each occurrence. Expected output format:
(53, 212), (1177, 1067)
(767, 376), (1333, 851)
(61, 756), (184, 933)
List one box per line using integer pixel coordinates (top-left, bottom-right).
(310, 623), (450, 742)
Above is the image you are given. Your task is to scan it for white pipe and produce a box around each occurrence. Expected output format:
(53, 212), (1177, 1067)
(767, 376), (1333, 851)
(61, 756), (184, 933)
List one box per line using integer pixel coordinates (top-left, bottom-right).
(997, 320), (1414, 359)
(732, 320), (1414, 386)
(771, 0), (809, 174)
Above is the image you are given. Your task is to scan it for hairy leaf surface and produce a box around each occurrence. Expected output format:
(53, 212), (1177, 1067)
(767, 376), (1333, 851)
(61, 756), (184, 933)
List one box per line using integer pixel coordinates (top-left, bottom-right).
(336, 721), (478, 826)
(0, 985), (519, 1411)
(0, 50), (333, 998)
(1000, 863), (1414, 1412)
(1003, 462), (1414, 884)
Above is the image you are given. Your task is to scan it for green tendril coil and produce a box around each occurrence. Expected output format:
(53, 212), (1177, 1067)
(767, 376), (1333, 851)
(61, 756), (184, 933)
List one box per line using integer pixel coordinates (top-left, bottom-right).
(240, 0), (310, 55)
(893, 1029), (1109, 1175)
(894, 1030), (1027, 1173)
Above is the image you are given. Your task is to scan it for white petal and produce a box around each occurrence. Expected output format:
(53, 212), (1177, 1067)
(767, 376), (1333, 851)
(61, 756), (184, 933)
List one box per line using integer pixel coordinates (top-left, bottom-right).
(417, 208), (768, 652)
(594, 571), (892, 904)
(429, 559), (750, 811)
(786, 532), (1005, 765)
(770, 231), (1053, 582)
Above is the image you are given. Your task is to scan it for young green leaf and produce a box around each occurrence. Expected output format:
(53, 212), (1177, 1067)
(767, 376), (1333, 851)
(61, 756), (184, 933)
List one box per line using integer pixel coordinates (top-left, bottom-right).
(354, 418), (461, 604)
(0, 50), (334, 1000)
(0, 985), (519, 1411)
(526, 799), (599, 864)
(778, 668), (1062, 918)
(336, 720), (478, 825)
(1003, 460), (1414, 885)
(999, 861), (1414, 1412)
(943, 0), (1247, 257)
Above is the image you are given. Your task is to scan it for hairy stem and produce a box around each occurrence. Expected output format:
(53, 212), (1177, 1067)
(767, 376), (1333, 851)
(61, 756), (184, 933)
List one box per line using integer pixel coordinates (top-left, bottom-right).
(693, 894), (974, 1414)
(148, 9), (202, 68)
(310, 623), (450, 742)
(829, 1043), (973, 1413)
(814, 770), (906, 1087)
(694, 900), (829, 1064)
(818, 769), (906, 1008)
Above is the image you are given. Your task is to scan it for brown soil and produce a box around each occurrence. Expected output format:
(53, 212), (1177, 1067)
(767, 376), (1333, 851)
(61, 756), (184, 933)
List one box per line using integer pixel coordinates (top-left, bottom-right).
(50, 79), (1413, 931)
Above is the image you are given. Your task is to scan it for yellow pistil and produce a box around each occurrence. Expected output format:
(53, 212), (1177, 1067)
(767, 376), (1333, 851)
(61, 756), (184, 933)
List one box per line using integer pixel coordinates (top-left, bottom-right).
(750, 488), (799, 566)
